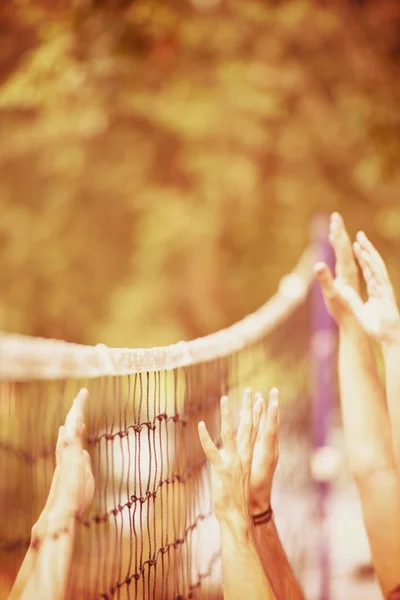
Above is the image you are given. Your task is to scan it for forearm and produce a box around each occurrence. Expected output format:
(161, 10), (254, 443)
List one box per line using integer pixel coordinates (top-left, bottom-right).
(381, 336), (400, 471)
(7, 509), (59, 600)
(19, 509), (77, 600)
(219, 515), (276, 600)
(339, 320), (394, 473)
(252, 517), (305, 600)
(7, 548), (37, 600)
(339, 321), (400, 594)
(357, 467), (400, 596)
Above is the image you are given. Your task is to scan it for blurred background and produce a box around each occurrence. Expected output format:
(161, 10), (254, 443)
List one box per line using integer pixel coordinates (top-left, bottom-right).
(1, 0), (400, 349)
(1, 0), (400, 598)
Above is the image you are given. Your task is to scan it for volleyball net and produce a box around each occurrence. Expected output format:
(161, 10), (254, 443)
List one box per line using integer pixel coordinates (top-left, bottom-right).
(0, 247), (316, 600)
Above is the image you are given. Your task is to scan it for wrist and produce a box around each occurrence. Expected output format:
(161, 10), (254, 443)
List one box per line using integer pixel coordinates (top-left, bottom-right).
(338, 317), (365, 337)
(46, 508), (78, 536)
(31, 509), (77, 548)
(218, 510), (253, 540)
(250, 499), (270, 513)
(381, 328), (400, 352)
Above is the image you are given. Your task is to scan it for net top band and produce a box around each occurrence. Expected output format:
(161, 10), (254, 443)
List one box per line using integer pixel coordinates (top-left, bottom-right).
(0, 247), (314, 380)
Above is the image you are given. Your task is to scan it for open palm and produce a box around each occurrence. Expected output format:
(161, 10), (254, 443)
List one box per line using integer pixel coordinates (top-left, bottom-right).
(337, 231), (400, 344)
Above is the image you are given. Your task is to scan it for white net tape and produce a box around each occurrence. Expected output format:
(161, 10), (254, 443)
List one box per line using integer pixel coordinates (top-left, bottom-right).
(0, 247), (314, 380)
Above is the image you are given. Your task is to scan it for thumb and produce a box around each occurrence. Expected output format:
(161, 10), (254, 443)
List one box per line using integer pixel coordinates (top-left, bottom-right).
(314, 262), (335, 298)
(334, 281), (364, 318)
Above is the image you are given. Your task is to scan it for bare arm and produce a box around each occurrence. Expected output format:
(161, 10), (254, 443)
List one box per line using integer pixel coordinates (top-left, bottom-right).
(337, 322), (393, 474)
(220, 517), (275, 600)
(382, 334), (400, 468)
(8, 389), (95, 600)
(198, 390), (276, 600)
(19, 510), (78, 600)
(7, 466), (65, 600)
(249, 389), (305, 600)
(316, 213), (400, 595)
(252, 517), (304, 600)
(342, 230), (400, 472)
(338, 324), (400, 595)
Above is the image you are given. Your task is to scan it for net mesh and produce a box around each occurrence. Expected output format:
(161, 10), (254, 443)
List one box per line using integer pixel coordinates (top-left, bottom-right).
(0, 249), (315, 600)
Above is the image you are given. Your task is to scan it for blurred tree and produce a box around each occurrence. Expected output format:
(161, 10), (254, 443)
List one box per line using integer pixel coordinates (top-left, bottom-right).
(0, 0), (399, 347)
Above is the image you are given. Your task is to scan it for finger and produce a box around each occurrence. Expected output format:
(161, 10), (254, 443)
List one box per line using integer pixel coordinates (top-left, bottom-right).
(256, 393), (268, 440)
(354, 242), (375, 285)
(236, 388), (254, 463)
(75, 387), (89, 414)
(353, 242), (371, 269)
(314, 262), (335, 299)
(264, 388), (280, 455)
(65, 388), (88, 443)
(220, 396), (236, 455)
(356, 232), (388, 275)
(354, 241), (379, 280)
(56, 425), (66, 466)
(252, 392), (264, 446)
(64, 404), (78, 442)
(356, 238), (392, 297)
(353, 243), (381, 297)
(198, 422), (223, 468)
(329, 213), (358, 281)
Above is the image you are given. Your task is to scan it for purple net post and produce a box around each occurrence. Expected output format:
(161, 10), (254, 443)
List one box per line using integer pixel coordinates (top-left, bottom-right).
(311, 213), (337, 600)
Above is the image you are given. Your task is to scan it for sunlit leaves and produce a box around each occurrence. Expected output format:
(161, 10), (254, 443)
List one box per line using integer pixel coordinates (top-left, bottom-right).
(0, 0), (399, 347)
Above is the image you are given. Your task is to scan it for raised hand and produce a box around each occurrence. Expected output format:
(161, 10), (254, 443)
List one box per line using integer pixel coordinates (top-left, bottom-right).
(32, 388), (94, 543)
(335, 231), (400, 345)
(9, 390), (95, 600)
(249, 389), (279, 514)
(55, 388), (95, 518)
(198, 389), (263, 524)
(314, 212), (360, 326)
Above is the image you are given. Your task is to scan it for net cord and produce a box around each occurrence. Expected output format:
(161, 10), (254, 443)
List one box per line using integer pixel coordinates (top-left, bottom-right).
(0, 247), (314, 380)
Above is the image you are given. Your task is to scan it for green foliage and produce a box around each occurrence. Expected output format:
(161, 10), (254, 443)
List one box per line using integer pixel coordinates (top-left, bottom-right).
(0, 0), (400, 347)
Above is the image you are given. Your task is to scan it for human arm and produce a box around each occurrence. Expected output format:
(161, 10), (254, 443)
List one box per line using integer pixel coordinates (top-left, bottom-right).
(219, 516), (276, 600)
(7, 464), (64, 600)
(198, 389), (276, 600)
(249, 389), (305, 600)
(337, 230), (400, 471)
(315, 213), (400, 596)
(338, 321), (400, 596)
(20, 509), (78, 600)
(8, 389), (95, 600)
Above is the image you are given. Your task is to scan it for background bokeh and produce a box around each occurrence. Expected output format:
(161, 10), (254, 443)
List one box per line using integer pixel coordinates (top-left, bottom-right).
(1, 3), (400, 598)
(1, 0), (400, 350)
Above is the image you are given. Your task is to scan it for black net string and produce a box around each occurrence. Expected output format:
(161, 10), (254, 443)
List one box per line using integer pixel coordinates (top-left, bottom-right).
(0, 295), (313, 600)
